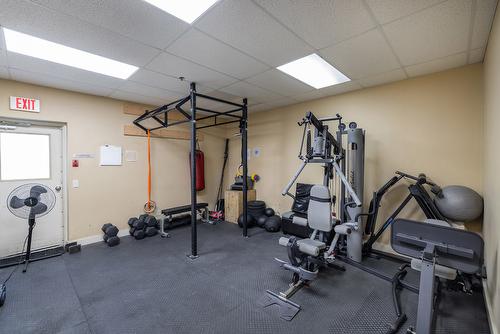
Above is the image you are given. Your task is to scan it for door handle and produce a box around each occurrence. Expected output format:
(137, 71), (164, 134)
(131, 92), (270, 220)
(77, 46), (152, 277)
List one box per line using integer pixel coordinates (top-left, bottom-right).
(55, 186), (62, 192)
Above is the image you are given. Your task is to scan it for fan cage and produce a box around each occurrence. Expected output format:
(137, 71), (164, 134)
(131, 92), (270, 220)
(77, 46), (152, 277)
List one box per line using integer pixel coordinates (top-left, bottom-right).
(6, 183), (56, 219)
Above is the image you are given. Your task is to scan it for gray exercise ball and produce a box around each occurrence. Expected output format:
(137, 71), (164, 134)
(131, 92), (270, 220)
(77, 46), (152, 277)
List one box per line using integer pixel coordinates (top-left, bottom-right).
(434, 185), (483, 222)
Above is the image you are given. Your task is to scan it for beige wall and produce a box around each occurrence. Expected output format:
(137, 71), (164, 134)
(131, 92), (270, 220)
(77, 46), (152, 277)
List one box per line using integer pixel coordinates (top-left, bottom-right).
(0, 79), (226, 241)
(484, 8), (500, 333)
(226, 64), (484, 249)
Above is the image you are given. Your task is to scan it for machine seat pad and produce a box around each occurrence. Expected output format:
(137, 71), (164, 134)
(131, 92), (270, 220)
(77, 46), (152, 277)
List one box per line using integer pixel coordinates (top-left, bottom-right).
(297, 239), (326, 257)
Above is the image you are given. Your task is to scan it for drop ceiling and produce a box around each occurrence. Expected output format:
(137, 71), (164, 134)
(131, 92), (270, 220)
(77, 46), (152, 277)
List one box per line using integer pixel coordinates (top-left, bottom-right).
(0, 0), (497, 112)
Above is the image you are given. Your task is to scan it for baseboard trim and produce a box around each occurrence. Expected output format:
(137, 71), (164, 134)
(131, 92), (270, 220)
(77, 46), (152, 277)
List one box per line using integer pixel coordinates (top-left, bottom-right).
(71, 228), (130, 246)
(483, 279), (498, 334)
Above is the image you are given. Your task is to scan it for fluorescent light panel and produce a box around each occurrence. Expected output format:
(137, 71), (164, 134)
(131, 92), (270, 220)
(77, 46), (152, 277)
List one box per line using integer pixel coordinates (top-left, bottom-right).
(143, 0), (219, 24)
(277, 54), (350, 89)
(3, 28), (138, 79)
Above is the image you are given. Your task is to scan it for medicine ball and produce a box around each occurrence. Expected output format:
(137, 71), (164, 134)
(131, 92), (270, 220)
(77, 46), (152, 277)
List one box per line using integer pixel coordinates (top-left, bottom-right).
(265, 215), (281, 232)
(256, 215), (268, 228)
(237, 213), (255, 228)
(434, 185), (483, 222)
(264, 208), (275, 217)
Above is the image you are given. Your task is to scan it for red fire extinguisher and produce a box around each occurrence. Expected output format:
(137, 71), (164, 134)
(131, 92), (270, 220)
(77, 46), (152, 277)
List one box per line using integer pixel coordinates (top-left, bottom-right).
(190, 142), (205, 191)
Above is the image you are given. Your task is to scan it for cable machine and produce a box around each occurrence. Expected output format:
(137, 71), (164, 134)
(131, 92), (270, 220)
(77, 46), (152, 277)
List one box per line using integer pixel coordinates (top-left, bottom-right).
(133, 82), (249, 258)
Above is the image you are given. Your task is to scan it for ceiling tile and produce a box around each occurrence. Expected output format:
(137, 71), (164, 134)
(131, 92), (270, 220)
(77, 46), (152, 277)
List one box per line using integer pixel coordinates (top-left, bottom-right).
(358, 68), (407, 88)
(254, 0), (376, 49)
(471, 0), (498, 50)
(167, 29), (269, 79)
(129, 69), (191, 94)
(0, 48), (6, 67)
(146, 52), (237, 90)
(468, 48), (485, 64)
(294, 81), (362, 102)
(0, 0), (159, 66)
(204, 90), (243, 103)
(110, 90), (169, 106)
(0, 66), (9, 79)
(6, 53), (126, 89)
(366, 0), (445, 24)
(219, 81), (284, 104)
(197, 90), (247, 111)
(116, 81), (180, 102)
(383, 0), (471, 66)
(9, 68), (115, 96)
(405, 52), (467, 77)
(31, 0), (189, 49)
(250, 98), (295, 113)
(245, 69), (314, 97)
(320, 29), (400, 79)
(195, 0), (313, 66)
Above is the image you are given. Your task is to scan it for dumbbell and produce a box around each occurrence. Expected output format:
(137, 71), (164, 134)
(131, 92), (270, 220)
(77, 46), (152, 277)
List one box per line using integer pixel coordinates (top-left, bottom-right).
(107, 236), (120, 247)
(133, 229), (146, 240)
(133, 219), (145, 230)
(144, 216), (157, 228)
(102, 223), (112, 233)
(128, 217), (138, 228)
(102, 223), (120, 247)
(145, 226), (158, 237)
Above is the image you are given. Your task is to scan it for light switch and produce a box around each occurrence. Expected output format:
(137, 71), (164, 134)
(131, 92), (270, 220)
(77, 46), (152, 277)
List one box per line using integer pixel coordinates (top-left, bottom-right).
(72, 179), (79, 188)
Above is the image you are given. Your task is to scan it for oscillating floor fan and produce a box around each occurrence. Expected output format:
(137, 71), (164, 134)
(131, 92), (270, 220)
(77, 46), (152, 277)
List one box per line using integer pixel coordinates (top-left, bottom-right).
(6, 183), (56, 273)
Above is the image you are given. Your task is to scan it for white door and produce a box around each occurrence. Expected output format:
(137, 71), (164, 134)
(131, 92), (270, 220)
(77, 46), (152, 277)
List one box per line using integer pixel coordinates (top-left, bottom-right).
(0, 123), (64, 258)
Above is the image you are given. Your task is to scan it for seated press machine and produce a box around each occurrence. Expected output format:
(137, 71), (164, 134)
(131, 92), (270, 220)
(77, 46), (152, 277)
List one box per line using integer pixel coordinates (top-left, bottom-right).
(261, 111), (365, 320)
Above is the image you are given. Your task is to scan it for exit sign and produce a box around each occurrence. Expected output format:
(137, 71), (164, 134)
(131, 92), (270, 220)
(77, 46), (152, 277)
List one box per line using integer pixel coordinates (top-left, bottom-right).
(9, 96), (40, 113)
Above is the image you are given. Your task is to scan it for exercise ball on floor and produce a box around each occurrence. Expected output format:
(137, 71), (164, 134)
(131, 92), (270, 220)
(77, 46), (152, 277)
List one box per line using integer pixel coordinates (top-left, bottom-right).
(434, 185), (483, 222)
(256, 215), (268, 228)
(264, 208), (275, 217)
(238, 213), (255, 228)
(265, 215), (281, 232)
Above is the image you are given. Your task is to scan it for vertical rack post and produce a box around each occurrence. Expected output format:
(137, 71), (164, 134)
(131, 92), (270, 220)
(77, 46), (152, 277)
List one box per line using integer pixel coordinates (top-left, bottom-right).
(337, 129), (345, 224)
(189, 82), (198, 259)
(241, 98), (248, 237)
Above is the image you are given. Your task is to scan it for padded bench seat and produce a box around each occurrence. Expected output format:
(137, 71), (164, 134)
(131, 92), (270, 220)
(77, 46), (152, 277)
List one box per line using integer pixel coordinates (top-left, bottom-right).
(160, 203), (209, 238)
(161, 203), (208, 216)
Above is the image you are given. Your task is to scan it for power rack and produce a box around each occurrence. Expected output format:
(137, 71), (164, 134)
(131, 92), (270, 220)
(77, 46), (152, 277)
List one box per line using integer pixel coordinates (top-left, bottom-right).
(133, 82), (249, 258)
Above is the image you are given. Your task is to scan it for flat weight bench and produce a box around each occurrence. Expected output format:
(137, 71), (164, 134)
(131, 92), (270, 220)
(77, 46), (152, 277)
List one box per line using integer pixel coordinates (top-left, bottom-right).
(391, 218), (484, 334)
(160, 203), (209, 238)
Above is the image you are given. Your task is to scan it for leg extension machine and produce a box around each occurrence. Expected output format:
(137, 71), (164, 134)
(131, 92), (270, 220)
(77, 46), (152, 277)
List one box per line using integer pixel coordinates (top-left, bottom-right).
(391, 218), (484, 334)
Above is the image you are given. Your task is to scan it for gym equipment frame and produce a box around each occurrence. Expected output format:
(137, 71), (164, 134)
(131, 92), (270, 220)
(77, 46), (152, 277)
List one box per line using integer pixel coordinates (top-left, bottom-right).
(261, 111), (365, 320)
(391, 218), (484, 334)
(281, 111), (365, 262)
(133, 82), (249, 258)
(362, 171), (447, 255)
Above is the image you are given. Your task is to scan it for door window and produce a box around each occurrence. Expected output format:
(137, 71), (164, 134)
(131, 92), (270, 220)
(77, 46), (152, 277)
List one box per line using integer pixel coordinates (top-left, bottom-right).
(0, 132), (51, 181)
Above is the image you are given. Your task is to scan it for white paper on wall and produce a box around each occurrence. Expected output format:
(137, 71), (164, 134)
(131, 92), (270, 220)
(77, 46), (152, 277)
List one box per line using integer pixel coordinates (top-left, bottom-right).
(100, 145), (122, 166)
(125, 150), (137, 162)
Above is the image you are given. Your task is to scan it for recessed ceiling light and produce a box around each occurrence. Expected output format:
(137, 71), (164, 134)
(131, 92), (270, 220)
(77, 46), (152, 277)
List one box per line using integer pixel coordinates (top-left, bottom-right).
(3, 28), (138, 79)
(277, 54), (350, 89)
(143, 0), (219, 24)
